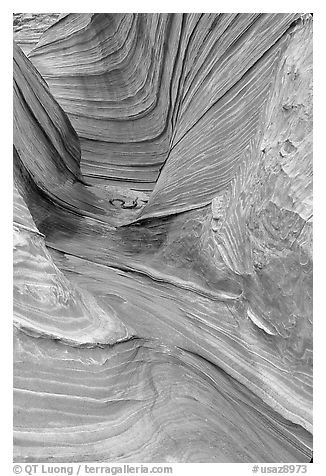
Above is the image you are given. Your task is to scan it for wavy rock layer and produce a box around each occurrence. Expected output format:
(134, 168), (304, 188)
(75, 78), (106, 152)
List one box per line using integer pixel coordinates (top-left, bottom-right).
(29, 13), (300, 193)
(13, 184), (132, 346)
(13, 13), (313, 463)
(14, 329), (312, 463)
(13, 13), (62, 54)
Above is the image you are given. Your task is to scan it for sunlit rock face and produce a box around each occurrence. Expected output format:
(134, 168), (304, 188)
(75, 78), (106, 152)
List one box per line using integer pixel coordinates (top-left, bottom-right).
(13, 13), (313, 463)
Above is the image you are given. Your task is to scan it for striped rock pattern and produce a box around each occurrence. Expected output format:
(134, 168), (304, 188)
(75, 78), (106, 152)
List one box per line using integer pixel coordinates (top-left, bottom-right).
(13, 13), (313, 463)
(29, 13), (299, 194)
(13, 13), (63, 55)
(14, 180), (132, 347)
(14, 329), (311, 463)
(13, 41), (109, 221)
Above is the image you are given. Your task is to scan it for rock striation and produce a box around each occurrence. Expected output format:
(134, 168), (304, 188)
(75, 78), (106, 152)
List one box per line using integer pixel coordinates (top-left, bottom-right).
(13, 13), (63, 54)
(13, 13), (313, 463)
(28, 13), (300, 193)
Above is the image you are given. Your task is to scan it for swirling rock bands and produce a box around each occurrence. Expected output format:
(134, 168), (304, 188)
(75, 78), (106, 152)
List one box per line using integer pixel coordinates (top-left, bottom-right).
(13, 13), (312, 463)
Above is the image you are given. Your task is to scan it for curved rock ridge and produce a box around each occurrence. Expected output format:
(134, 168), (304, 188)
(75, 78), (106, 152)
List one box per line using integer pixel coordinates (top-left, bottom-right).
(13, 42), (106, 220)
(140, 15), (305, 219)
(14, 182), (132, 346)
(41, 198), (312, 434)
(29, 14), (180, 191)
(29, 13), (299, 194)
(13, 13), (313, 463)
(14, 330), (312, 463)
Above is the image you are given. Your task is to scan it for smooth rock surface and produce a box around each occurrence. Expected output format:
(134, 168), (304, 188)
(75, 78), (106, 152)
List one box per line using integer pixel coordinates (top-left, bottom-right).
(13, 13), (313, 463)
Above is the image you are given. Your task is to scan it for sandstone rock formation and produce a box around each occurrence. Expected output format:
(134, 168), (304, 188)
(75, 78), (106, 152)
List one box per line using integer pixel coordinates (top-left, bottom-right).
(13, 13), (313, 463)
(13, 13), (62, 54)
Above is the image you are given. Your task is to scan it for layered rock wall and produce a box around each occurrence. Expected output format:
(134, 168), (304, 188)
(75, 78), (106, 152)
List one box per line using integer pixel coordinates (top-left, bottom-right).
(13, 13), (313, 463)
